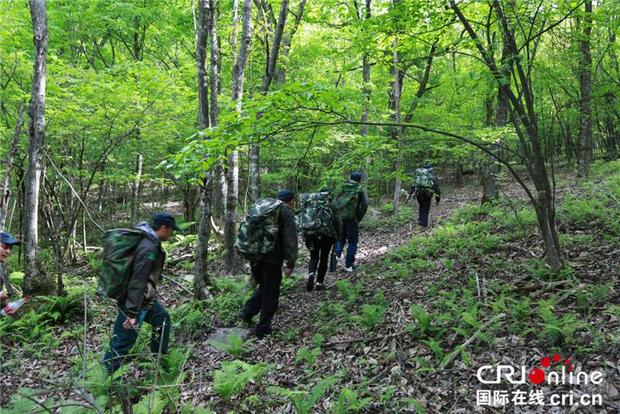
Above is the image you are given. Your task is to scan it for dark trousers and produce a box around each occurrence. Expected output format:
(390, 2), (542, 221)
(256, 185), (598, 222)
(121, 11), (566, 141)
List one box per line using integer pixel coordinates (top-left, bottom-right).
(242, 261), (282, 336)
(416, 191), (432, 227)
(103, 301), (171, 373)
(335, 220), (359, 268)
(307, 236), (335, 283)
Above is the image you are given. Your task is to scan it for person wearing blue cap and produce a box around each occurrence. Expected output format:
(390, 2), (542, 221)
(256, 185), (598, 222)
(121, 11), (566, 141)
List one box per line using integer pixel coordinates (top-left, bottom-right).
(0, 231), (20, 299)
(240, 189), (298, 339)
(333, 172), (369, 272)
(103, 212), (179, 373)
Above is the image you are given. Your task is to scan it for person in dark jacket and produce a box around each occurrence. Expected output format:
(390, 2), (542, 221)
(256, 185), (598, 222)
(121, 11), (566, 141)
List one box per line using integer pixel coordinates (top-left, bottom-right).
(305, 188), (341, 292)
(334, 172), (369, 272)
(409, 164), (441, 227)
(103, 212), (180, 373)
(240, 189), (298, 338)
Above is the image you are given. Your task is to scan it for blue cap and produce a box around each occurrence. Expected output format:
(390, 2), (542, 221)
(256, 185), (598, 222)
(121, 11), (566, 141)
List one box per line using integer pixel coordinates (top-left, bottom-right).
(350, 171), (362, 182)
(0, 231), (20, 246)
(277, 189), (295, 202)
(152, 213), (181, 231)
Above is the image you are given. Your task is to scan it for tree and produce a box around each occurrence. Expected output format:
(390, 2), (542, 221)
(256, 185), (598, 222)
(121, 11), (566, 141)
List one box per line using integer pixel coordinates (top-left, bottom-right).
(578, 0), (593, 177)
(23, 0), (50, 294)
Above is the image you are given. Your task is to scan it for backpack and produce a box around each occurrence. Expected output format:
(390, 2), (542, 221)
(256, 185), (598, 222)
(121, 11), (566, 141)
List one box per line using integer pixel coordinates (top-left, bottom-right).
(332, 181), (360, 221)
(98, 228), (146, 299)
(298, 192), (337, 238)
(414, 168), (436, 190)
(235, 198), (283, 261)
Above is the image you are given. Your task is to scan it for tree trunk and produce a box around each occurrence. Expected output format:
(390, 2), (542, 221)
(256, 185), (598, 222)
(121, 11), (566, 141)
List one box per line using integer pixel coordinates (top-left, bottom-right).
(249, 0), (289, 202)
(274, 0), (307, 84)
(196, 0), (210, 129)
(193, 180), (211, 299)
(578, 0), (593, 177)
(194, 0), (212, 298)
(224, 0), (252, 271)
(389, 27), (403, 214)
(23, 0), (51, 294)
(361, 0), (372, 174)
(231, 0), (239, 58)
(130, 152), (143, 223)
(450, 0), (563, 270)
(0, 104), (24, 294)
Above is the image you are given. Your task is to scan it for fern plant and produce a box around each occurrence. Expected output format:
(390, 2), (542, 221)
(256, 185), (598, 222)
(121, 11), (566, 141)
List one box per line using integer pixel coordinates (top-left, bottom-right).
(354, 304), (386, 330)
(269, 375), (339, 414)
(334, 388), (372, 413)
(208, 333), (245, 357)
(213, 360), (269, 400)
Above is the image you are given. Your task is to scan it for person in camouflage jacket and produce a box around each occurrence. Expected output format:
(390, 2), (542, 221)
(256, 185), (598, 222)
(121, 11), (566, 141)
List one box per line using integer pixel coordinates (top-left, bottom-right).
(103, 213), (180, 373)
(409, 164), (441, 227)
(240, 189), (298, 339)
(334, 172), (369, 272)
(305, 188), (341, 291)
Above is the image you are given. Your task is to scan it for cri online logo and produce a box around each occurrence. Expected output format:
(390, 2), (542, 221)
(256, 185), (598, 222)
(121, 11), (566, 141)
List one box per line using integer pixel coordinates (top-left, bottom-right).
(477, 354), (604, 385)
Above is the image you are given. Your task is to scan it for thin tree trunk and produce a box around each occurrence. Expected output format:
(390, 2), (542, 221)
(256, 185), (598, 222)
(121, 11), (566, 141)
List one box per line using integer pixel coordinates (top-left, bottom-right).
(361, 0), (372, 174)
(578, 0), (593, 177)
(274, 0), (307, 83)
(23, 0), (50, 294)
(224, 0), (253, 271)
(231, 0), (239, 58)
(130, 152), (143, 223)
(388, 1), (403, 214)
(194, 0), (212, 298)
(196, 0), (210, 129)
(249, 0), (289, 202)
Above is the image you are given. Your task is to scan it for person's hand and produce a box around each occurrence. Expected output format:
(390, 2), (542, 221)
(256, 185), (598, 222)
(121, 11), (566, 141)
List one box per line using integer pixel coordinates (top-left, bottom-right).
(0, 291), (7, 301)
(123, 317), (137, 329)
(284, 267), (294, 277)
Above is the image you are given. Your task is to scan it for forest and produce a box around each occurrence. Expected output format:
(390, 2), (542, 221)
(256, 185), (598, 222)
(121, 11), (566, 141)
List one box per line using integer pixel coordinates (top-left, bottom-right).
(0, 0), (619, 412)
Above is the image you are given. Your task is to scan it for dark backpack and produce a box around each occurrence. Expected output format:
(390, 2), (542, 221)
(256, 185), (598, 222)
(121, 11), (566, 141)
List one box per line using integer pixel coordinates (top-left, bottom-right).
(332, 181), (361, 221)
(298, 192), (337, 238)
(235, 198), (283, 261)
(98, 229), (146, 299)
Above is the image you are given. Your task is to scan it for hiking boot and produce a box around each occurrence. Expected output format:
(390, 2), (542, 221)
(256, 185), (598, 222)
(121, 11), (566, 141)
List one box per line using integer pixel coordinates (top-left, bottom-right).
(255, 326), (277, 339)
(239, 311), (253, 327)
(306, 273), (315, 291)
(345, 264), (358, 273)
(315, 283), (326, 291)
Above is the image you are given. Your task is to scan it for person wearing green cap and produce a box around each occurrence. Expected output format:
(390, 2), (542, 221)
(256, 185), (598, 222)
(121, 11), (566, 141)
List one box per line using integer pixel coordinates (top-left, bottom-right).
(103, 212), (179, 373)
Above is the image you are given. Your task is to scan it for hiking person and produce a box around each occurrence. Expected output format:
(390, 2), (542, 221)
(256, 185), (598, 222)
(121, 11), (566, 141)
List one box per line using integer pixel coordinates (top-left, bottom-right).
(299, 188), (341, 291)
(0, 231), (20, 295)
(237, 189), (298, 339)
(333, 172), (369, 272)
(103, 213), (180, 373)
(409, 164), (441, 227)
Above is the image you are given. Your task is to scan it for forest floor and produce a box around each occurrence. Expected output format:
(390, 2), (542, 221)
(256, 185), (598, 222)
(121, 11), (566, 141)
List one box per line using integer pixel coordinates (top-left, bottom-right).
(1, 163), (619, 413)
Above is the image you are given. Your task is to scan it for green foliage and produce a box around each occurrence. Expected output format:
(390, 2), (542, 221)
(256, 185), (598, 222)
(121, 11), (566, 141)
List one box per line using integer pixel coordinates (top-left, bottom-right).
(208, 332), (245, 357)
(334, 280), (363, 307)
(354, 303), (387, 330)
(207, 277), (251, 325)
(269, 375), (339, 414)
(36, 291), (85, 323)
(538, 299), (584, 346)
(172, 300), (211, 341)
(334, 388), (372, 413)
(213, 360), (269, 400)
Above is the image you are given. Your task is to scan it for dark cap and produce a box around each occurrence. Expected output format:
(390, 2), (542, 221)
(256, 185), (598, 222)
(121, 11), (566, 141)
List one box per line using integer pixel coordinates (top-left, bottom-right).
(320, 187), (330, 193)
(350, 171), (362, 182)
(277, 189), (295, 202)
(0, 231), (20, 246)
(152, 213), (181, 231)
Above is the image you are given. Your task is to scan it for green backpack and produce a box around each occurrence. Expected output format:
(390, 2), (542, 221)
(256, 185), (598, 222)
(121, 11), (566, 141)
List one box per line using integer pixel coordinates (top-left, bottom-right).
(298, 192), (337, 238)
(414, 168), (436, 190)
(235, 198), (283, 261)
(98, 229), (146, 299)
(332, 181), (361, 221)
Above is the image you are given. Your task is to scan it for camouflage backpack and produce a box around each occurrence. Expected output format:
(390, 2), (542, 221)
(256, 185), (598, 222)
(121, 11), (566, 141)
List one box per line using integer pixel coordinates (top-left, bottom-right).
(298, 192), (337, 239)
(98, 228), (146, 299)
(235, 198), (283, 261)
(332, 181), (361, 221)
(414, 167), (436, 190)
